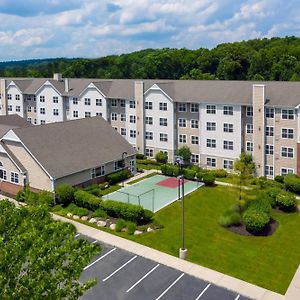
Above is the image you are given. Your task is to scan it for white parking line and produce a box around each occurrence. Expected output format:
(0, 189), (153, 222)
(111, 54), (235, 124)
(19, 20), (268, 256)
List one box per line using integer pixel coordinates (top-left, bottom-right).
(84, 247), (116, 271)
(195, 283), (211, 300)
(155, 273), (185, 300)
(126, 264), (160, 293)
(102, 255), (138, 282)
(75, 233), (80, 238)
(234, 295), (240, 300)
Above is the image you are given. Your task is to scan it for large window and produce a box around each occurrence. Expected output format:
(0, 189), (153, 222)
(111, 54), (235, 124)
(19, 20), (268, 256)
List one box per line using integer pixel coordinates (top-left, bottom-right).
(11, 172), (19, 184)
(223, 106), (233, 115)
(178, 103), (187, 112)
(91, 165), (105, 178)
(265, 144), (274, 155)
(266, 126), (274, 137)
(190, 103), (199, 113)
(145, 131), (153, 140)
(159, 118), (167, 126)
(223, 159), (233, 169)
(281, 147), (294, 158)
(179, 134), (187, 143)
(246, 107), (253, 117)
(206, 122), (216, 131)
(145, 148), (153, 157)
(282, 128), (294, 139)
(114, 160), (124, 171)
(265, 165), (274, 176)
(265, 108), (274, 118)
(178, 118), (186, 127)
(191, 136), (199, 145)
(84, 98), (91, 106)
(207, 157), (216, 167)
(206, 105), (216, 114)
(191, 154), (199, 163)
(223, 140), (233, 150)
(223, 123), (233, 133)
(206, 139), (216, 148)
(96, 99), (102, 106)
(281, 168), (294, 176)
(282, 109), (294, 120)
(145, 116), (153, 125)
(145, 101), (153, 110)
(190, 119), (198, 129)
(159, 102), (167, 111)
(160, 133), (168, 142)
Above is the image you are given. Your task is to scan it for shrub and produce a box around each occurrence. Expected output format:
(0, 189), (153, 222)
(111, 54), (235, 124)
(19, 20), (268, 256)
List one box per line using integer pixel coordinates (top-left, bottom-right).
(247, 197), (272, 214)
(55, 184), (75, 206)
(115, 219), (126, 232)
(38, 191), (55, 207)
(136, 159), (152, 165)
(84, 184), (102, 197)
(210, 169), (228, 178)
(66, 203), (88, 217)
(276, 192), (297, 212)
(264, 187), (282, 207)
(106, 169), (131, 185)
(160, 164), (179, 177)
(258, 176), (268, 189)
(197, 170), (207, 181)
(91, 208), (108, 218)
(141, 209), (154, 224)
(284, 175), (300, 194)
(74, 190), (102, 211)
(183, 169), (196, 180)
(243, 207), (270, 233)
(202, 173), (215, 186)
(126, 222), (136, 235)
(274, 175), (284, 184)
(136, 153), (146, 160)
(16, 185), (31, 202)
(219, 207), (241, 227)
(155, 151), (168, 164)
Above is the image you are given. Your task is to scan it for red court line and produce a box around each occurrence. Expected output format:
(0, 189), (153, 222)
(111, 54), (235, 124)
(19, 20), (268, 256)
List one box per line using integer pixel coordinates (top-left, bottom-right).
(156, 177), (186, 188)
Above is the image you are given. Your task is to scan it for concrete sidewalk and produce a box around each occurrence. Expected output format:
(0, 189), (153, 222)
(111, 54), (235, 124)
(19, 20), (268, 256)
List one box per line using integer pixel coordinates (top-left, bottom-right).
(52, 213), (285, 300)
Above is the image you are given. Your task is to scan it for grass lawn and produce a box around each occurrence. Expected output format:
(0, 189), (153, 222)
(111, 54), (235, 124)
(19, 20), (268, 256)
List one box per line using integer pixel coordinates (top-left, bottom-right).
(126, 185), (300, 294)
(127, 172), (157, 185)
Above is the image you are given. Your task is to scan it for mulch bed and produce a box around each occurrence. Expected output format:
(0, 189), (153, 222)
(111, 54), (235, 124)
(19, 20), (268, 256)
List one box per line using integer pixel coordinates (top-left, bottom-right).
(227, 218), (278, 236)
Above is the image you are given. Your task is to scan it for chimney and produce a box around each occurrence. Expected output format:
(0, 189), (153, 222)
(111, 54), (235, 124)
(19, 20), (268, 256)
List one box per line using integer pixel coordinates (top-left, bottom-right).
(53, 73), (62, 81)
(64, 78), (69, 93)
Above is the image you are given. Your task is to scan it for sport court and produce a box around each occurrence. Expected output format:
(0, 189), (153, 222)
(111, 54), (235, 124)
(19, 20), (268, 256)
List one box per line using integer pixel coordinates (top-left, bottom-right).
(102, 174), (202, 212)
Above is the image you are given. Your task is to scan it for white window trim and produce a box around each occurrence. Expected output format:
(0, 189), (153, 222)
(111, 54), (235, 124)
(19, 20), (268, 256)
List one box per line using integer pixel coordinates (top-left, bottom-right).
(281, 146), (294, 159)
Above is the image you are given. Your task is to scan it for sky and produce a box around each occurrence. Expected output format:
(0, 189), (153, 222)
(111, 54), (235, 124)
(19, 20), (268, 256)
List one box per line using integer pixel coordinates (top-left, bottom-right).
(0, 0), (300, 61)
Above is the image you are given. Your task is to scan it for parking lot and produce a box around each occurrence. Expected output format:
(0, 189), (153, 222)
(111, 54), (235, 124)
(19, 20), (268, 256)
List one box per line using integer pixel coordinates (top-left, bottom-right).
(78, 234), (249, 300)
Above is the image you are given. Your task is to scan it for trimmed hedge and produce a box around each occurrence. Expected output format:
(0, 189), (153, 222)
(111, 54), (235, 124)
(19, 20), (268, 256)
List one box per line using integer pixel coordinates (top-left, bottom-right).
(210, 169), (228, 178)
(55, 184), (75, 206)
(183, 169), (196, 180)
(74, 190), (102, 211)
(202, 173), (215, 186)
(264, 187), (282, 207)
(161, 164), (180, 177)
(243, 207), (270, 233)
(276, 192), (297, 212)
(284, 175), (300, 194)
(106, 169), (131, 185)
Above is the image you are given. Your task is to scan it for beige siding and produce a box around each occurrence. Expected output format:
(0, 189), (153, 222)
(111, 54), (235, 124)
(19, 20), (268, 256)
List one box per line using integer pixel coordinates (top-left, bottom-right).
(0, 152), (22, 181)
(135, 82), (145, 153)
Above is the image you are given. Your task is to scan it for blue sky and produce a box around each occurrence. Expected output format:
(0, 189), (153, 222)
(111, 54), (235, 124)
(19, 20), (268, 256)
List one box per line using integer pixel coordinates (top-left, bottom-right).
(0, 0), (300, 61)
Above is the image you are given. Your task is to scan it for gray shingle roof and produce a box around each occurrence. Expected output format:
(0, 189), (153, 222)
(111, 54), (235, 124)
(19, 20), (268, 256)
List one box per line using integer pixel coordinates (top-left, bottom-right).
(10, 116), (136, 179)
(0, 114), (30, 138)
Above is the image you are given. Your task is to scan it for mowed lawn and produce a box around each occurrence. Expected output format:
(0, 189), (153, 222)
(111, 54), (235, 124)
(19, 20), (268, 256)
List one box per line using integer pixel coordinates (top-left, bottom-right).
(128, 185), (300, 294)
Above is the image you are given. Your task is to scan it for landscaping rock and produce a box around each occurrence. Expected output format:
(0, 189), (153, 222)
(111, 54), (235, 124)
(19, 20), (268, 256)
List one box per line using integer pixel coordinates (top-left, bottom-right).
(110, 223), (116, 230)
(89, 218), (98, 223)
(81, 216), (89, 221)
(97, 220), (106, 227)
(147, 227), (154, 233)
(73, 215), (79, 220)
(67, 213), (73, 218)
(134, 230), (143, 235)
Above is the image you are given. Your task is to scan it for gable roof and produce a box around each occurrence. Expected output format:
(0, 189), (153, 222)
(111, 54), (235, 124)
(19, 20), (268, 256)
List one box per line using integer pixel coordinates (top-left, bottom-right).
(8, 117), (136, 179)
(0, 114), (30, 138)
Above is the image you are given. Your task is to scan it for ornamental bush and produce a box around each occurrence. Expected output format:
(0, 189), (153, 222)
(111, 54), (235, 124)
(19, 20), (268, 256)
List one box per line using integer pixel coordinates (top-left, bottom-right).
(106, 169), (131, 185)
(115, 219), (126, 232)
(126, 222), (136, 235)
(247, 197), (272, 214)
(136, 153), (146, 159)
(74, 190), (102, 211)
(274, 175), (284, 184)
(183, 169), (196, 180)
(243, 207), (270, 233)
(155, 151), (168, 164)
(276, 192), (297, 212)
(210, 169), (228, 178)
(66, 203), (88, 217)
(160, 164), (180, 177)
(202, 173), (215, 186)
(219, 206), (241, 227)
(91, 208), (107, 218)
(264, 187), (282, 207)
(284, 174), (300, 194)
(55, 184), (75, 206)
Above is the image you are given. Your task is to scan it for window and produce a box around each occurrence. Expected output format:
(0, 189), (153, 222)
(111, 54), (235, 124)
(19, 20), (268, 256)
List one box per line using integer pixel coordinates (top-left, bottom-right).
(40, 108), (45, 115)
(265, 108), (274, 118)
(282, 128), (294, 139)
(282, 109), (294, 120)
(84, 98), (91, 106)
(40, 95), (45, 102)
(111, 99), (118, 107)
(130, 130), (136, 138)
(53, 109), (59, 116)
(91, 166), (105, 178)
(120, 99), (126, 107)
(53, 96), (58, 103)
(7, 94), (12, 100)
(190, 103), (199, 113)
(160, 133), (168, 142)
(145, 131), (153, 140)
(34, 119), (37, 125)
(34, 107), (36, 113)
(206, 105), (216, 114)
(40, 120), (46, 125)
(179, 134), (187, 143)
(85, 112), (91, 118)
(265, 144), (274, 155)
(223, 159), (233, 169)
(129, 100), (136, 108)
(246, 124), (253, 134)
(246, 141), (253, 152)
(11, 172), (19, 184)
(178, 103), (187, 112)
(191, 119), (198, 129)
(159, 102), (167, 111)
(120, 128), (126, 136)
(178, 118), (186, 128)
(281, 168), (294, 176)
(206, 122), (216, 131)
(223, 123), (233, 133)
(191, 154), (199, 163)
(266, 126), (274, 137)
(145, 101), (153, 110)
(145, 116), (153, 125)
(223, 106), (233, 115)
(111, 112), (117, 121)
(114, 160), (124, 171)
(73, 98), (78, 105)
(246, 107), (253, 117)
(15, 94), (20, 100)
(265, 165), (274, 176)
(73, 111), (78, 118)
(223, 140), (233, 150)
(33, 96), (36, 102)
(27, 106), (31, 112)
(96, 99), (102, 106)
(206, 139), (216, 148)
(27, 117), (32, 123)
(8, 105), (12, 112)
(207, 157), (216, 167)
(159, 118), (167, 126)
(96, 112), (102, 117)
(130, 115), (136, 123)
(145, 148), (154, 157)
(191, 136), (199, 145)
(120, 113), (126, 121)
(281, 147), (294, 158)
(0, 169), (7, 180)
(16, 106), (20, 112)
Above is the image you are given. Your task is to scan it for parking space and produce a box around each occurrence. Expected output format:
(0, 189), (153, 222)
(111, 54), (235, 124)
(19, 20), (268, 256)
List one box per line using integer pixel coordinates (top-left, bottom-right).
(77, 234), (249, 300)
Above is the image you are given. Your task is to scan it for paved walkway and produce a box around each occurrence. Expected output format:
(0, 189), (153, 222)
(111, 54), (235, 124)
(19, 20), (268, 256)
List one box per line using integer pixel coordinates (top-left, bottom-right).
(52, 213), (284, 300)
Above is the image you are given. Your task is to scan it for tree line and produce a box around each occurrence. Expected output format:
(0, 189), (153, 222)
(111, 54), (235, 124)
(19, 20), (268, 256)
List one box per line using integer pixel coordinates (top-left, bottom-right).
(1, 36), (300, 81)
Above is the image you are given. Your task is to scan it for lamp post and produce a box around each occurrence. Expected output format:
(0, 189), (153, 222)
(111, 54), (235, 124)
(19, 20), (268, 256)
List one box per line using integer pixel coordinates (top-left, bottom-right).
(122, 151), (127, 188)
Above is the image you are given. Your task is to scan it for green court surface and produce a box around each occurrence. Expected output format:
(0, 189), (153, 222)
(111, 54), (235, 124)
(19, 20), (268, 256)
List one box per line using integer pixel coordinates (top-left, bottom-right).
(102, 175), (203, 212)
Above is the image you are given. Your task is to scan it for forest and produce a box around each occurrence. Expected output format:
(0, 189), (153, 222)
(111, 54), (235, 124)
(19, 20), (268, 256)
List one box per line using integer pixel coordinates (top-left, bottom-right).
(1, 36), (300, 81)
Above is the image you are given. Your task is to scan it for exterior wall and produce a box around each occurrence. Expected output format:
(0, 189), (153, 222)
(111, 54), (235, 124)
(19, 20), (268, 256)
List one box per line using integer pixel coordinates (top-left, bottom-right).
(135, 82), (145, 153)
(110, 100), (126, 135)
(125, 98), (137, 148)
(6, 84), (24, 118)
(24, 94), (37, 124)
(200, 154), (235, 170)
(36, 83), (63, 124)
(0, 79), (7, 116)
